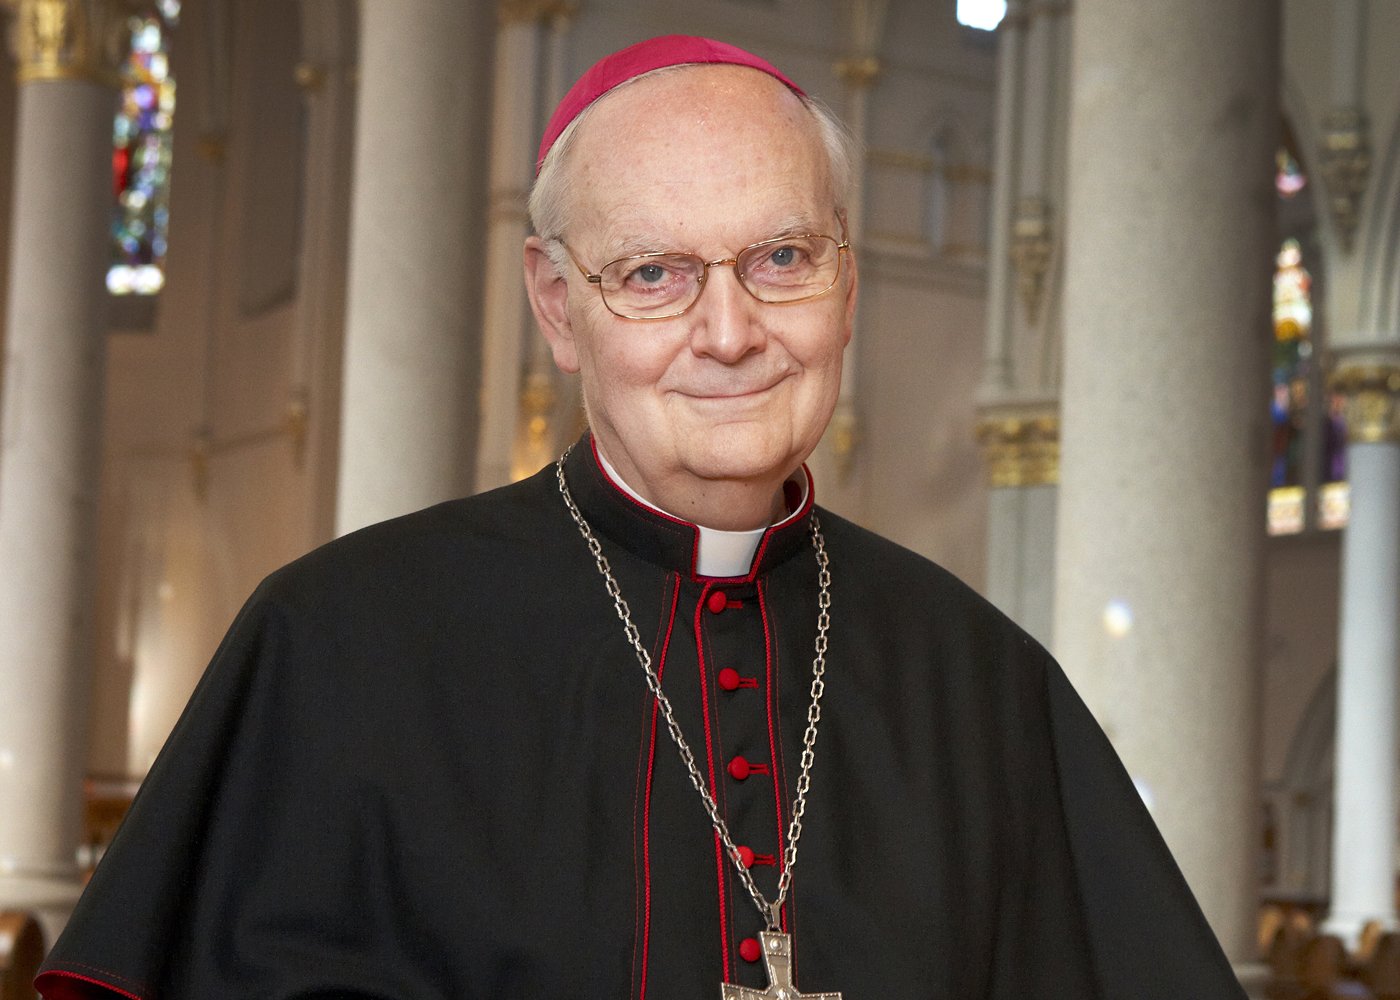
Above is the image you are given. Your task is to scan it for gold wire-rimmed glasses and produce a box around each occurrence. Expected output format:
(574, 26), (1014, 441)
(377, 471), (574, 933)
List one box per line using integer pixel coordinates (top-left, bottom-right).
(559, 233), (852, 321)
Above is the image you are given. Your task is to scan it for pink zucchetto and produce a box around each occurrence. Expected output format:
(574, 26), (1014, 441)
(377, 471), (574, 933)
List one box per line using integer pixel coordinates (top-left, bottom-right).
(535, 35), (806, 174)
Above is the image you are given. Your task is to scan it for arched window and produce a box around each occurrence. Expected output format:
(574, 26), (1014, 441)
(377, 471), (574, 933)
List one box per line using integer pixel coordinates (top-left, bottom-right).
(108, 1), (180, 296)
(1267, 142), (1348, 536)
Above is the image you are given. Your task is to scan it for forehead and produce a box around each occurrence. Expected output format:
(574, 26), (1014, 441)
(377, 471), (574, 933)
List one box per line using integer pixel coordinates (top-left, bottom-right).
(565, 65), (833, 252)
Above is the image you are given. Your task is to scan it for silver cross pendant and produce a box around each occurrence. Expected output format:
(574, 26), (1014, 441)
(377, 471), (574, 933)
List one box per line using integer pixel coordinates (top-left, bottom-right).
(719, 932), (841, 1000)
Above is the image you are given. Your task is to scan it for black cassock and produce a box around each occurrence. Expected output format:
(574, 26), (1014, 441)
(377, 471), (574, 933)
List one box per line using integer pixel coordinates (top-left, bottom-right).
(39, 438), (1245, 1000)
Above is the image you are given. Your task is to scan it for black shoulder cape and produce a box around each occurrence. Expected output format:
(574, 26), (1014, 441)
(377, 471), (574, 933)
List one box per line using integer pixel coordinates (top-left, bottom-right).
(39, 440), (1244, 999)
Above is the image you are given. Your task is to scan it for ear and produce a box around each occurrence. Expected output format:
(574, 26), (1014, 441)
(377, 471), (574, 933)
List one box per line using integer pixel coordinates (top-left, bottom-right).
(524, 236), (580, 374)
(841, 242), (858, 347)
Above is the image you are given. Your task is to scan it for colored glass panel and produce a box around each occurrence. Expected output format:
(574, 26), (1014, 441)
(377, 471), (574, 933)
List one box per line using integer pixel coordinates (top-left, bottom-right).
(1270, 238), (1312, 494)
(1276, 148), (1306, 199)
(109, 3), (180, 296)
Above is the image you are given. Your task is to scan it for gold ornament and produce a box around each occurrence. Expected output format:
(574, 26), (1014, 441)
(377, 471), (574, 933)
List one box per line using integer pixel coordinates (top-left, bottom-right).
(13, 0), (127, 87)
(975, 411), (1059, 487)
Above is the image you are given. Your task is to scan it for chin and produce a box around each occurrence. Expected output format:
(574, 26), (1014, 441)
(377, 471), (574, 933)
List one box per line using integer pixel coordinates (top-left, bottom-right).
(682, 432), (800, 485)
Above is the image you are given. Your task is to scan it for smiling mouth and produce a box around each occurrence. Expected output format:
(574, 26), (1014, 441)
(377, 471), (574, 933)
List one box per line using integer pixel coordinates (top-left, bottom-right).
(676, 375), (789, 401)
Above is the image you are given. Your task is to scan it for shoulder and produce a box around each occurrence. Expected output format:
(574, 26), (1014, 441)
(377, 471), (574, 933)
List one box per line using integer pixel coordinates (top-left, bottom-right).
(813, 505), (1053, 679)
(253, 467), (569, 625)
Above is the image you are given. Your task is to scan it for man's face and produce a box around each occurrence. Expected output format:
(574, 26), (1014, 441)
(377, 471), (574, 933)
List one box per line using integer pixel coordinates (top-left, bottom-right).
(527, 66), (856, 526)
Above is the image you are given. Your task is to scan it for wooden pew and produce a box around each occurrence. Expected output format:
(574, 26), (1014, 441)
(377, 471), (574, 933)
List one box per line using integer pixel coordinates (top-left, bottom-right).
(0, 911), (44, 1000)
(1270, 912), (1318, 998)
(1362, 932), (1400, 1000)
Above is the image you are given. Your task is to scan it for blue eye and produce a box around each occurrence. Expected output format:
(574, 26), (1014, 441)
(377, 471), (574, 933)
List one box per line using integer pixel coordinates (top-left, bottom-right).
(636, 263), (667, 284)
(770, 246), (797, 267)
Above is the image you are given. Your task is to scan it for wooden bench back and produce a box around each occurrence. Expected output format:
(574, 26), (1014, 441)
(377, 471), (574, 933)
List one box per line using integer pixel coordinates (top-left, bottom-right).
(0, 911), (44, 1000)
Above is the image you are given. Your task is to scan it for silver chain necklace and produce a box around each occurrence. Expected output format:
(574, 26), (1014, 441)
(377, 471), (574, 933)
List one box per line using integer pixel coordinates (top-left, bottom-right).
(557, 452), (842, 1000)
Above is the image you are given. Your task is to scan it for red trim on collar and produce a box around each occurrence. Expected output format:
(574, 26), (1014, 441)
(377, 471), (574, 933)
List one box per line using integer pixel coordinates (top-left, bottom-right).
(35, 971), (146, 1000)
(587, 438), (817, 584)
(590, 437), (703, 577)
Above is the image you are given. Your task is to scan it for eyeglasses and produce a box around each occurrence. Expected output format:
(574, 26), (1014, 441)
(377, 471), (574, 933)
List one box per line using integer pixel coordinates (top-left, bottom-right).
(560, 233), (852, 321)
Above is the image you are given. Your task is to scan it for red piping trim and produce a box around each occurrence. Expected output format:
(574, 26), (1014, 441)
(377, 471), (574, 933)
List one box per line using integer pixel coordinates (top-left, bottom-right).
(35, 970), (145, 1000)
(589, 439), (818, 585)
(758, 581), (790, 933)
(590, 437), (703, 576)
(694, 582), (731, 981)
(639, 576), (682, 1000)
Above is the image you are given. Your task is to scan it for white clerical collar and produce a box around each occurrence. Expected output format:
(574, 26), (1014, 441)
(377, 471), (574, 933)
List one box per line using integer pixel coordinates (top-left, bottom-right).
(596, 449), (809, 578)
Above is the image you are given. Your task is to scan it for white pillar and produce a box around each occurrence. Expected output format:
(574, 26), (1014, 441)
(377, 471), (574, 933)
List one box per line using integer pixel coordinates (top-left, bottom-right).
(1323, 359), (1400, 945)
(977, 1), (1062, 645)
(813, 0), (887, 494)
(0, 0), (125, 942)
(976, 411), (1057, 646)
(1053, 0), (1277, 969)
(335, 1), (495, 534)
(475, 2), (542, 492)
(980, 0), (1025, 394)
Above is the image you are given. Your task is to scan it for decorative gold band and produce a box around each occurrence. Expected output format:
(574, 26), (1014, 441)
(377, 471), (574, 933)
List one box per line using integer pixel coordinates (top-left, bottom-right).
(976, 412), (1059, 487)
(11, 0), (128, 88)
(1329, 364), (1400, 444)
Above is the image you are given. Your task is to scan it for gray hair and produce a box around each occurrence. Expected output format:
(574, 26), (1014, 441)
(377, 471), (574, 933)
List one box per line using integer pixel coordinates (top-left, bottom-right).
(528, 67), (858, 274)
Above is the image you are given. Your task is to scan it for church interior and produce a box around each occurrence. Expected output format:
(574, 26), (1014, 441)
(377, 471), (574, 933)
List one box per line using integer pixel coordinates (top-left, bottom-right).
(1, 0), (1399, 995)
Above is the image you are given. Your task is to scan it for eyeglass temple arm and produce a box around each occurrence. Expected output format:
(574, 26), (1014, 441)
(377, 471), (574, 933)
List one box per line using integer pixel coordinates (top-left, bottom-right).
(558, 240), (604, 283)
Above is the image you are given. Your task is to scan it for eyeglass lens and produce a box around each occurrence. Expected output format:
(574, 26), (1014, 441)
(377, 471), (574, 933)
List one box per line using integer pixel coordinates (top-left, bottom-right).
(597, 235), (843, 319)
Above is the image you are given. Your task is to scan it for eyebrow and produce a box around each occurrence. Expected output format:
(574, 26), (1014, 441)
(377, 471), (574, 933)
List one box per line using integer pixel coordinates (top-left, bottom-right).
(601, 212), (836, 261)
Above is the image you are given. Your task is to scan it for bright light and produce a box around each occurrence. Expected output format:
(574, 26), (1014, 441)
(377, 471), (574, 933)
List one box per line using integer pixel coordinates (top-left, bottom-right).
(958, 0), (1007, 30)
(1132, 776), (1156, 813)
(1103, 600), (1133, 638)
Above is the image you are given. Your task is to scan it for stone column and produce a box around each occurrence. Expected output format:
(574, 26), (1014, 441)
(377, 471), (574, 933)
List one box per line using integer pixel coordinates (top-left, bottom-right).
(811, 0), (887, 496)
(980, 0), (1025, 394)
(0, 0), (125, 941)
(976, 1), (1062, 645)
(975, 410), (1057, 646)
(1322, 359), (1400, 945)
(335, 1), (494, 534)
(1053, 0), (1277, 973)
(474, 0), (543, 492)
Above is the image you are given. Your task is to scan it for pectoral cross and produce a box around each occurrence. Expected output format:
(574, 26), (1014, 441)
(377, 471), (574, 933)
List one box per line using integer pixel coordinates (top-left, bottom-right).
(719, 932), (842, 1000)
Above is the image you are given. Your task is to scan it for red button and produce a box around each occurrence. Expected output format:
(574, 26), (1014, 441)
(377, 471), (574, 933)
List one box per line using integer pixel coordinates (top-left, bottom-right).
(737, 845), (756, 868)
(707, 590), (728, 614)
(718, 668), (741, 691)
(728, 756), (751, 781)
(739, 937), (762, 963)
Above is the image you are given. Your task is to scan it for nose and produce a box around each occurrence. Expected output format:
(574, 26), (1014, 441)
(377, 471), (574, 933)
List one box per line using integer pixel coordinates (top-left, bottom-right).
(688, 262), (767, 364)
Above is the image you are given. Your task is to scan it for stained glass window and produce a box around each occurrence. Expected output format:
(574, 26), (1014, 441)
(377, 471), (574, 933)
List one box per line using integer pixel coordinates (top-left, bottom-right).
(108, 1), (180, 296)
(1275, 148), (1306, 200)
(1268, 237), (1312, 535)
(1266, 142), (1349, 536)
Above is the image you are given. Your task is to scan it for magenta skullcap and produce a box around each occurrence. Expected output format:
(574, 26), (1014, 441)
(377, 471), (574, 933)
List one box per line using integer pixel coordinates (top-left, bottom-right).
(535, 35), (805, 174)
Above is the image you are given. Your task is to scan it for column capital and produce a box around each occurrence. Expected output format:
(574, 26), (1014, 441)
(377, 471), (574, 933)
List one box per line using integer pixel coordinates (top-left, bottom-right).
(975, 407), (1059, 487)
(1329, 363), (1400, 444)
(1319, 108), (1371, 254)
(10, 0), (130, 88)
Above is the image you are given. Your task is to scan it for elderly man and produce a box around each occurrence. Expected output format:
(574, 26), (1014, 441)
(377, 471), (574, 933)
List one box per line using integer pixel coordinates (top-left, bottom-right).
(38, 36), (1244, 1000)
